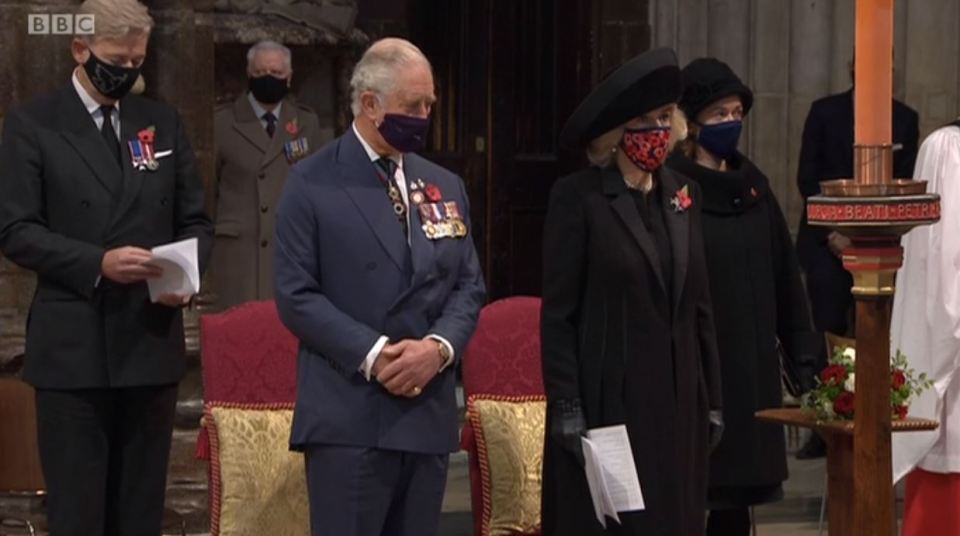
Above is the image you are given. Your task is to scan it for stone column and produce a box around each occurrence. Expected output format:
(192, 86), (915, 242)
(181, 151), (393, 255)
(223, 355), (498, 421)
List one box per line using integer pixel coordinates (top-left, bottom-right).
(144, 0), (217, 357)
(0, 0), (77, 370)
(903, 0), (960, 136)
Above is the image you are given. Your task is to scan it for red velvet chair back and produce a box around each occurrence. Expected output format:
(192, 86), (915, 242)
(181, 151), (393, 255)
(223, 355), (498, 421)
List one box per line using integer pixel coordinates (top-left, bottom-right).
(462, 296), (544, 397)
(200, 300), (299, 404)
(195, 300), (299, 460)
(461, 296), (544, 535)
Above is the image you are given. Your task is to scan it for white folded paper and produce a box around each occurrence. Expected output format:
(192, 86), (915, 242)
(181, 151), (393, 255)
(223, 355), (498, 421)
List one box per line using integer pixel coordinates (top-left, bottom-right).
(581, 425), (645, 528)
(145, 237), (199, 302)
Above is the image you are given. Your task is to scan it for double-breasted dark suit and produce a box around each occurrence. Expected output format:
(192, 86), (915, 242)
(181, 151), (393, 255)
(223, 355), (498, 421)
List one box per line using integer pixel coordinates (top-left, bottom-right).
(540, 165), (723, 536)
(273, 127), (485, 535)
(0, 82), (212, 535)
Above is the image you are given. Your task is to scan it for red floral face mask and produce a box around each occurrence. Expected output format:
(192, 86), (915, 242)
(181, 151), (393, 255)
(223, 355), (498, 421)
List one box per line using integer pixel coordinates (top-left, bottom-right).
(620, 126), (671, 172)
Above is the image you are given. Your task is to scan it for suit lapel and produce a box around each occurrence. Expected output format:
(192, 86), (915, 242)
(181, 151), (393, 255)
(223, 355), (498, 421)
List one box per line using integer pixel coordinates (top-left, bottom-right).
(337, 130), (408, 272)
(57, 86), (123, 197)
(402, 155), (436, 281)
(604, 167), (666, 292)
(107, 97), (151, 229)
(231, 94), (271, 156)
(659, 169), (690, 312)
(260, 100), (295, 168)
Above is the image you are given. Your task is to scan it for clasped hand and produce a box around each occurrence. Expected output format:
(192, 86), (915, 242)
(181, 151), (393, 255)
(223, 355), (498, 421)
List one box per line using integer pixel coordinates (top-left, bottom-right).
(373, 338), (443, 398)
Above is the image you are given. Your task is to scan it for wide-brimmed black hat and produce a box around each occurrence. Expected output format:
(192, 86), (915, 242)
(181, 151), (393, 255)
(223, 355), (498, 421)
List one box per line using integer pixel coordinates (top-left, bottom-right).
(678, 58), (753, 121)
(559, 47), (682, 149)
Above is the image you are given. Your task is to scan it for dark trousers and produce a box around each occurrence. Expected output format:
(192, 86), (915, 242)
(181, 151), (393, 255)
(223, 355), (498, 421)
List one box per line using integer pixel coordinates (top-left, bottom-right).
(706, 507), (751, 536)
(35, 384), (179, 536)
(304, 445), (448, 536)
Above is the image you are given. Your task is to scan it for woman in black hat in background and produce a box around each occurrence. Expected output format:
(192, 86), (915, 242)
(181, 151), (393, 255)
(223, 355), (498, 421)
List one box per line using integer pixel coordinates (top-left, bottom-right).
(541, 47), (723, 536)
(665, 58), (820, 535)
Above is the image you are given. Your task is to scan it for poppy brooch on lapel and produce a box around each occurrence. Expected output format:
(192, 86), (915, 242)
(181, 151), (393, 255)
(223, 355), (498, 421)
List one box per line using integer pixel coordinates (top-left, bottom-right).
(129, 126), (159, 171)
(285, 118), (299, 136)
(670, 185), (693, 213)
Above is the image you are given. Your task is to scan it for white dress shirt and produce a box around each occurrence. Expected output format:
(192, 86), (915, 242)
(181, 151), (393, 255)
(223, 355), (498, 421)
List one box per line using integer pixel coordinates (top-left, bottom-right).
(351, 122), (455, 381)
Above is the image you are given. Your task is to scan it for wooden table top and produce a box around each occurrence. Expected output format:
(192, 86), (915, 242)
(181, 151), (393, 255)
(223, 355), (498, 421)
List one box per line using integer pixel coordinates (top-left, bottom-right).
(755, 407), (939, 436)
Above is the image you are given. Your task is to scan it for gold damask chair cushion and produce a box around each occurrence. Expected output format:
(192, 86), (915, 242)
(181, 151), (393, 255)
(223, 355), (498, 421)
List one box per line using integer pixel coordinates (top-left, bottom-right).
(467, 395), (546, 536)
(206, 404), (308, 536)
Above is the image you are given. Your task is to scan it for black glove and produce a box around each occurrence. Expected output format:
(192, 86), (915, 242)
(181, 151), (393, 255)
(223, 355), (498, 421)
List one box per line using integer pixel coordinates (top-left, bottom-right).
(708, 409), (724, 451)
(550, 399), (586, 466)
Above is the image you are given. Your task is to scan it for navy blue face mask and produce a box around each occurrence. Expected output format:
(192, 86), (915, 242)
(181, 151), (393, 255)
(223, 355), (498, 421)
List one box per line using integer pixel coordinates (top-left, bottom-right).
(696, 120), (743, 160)
(378, 113), (431, 153)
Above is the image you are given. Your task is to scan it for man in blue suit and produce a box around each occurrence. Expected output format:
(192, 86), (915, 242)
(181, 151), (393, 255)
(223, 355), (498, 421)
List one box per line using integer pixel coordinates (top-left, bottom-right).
(273, 38), (486, 536)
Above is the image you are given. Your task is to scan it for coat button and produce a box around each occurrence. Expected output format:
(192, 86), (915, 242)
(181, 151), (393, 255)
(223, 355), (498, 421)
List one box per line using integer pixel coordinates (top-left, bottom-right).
(732, 197), (742, 207)
(258, 172), (266, 180)
(366, 262), (377, 271)
(260, 204), (268, 214)
(260, 239), (268, 247)
(80, 200), (91, 208)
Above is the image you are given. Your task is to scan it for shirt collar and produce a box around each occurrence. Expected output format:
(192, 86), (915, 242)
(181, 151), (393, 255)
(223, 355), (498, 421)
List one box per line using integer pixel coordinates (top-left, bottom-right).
(247, 92), (282, 122)
(352, 121), (401, 168)
(72, 69), (118, 116)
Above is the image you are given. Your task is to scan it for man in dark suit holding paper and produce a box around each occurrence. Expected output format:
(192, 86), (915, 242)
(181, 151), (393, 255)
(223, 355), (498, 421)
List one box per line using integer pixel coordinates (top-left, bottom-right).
(0, 1), (212, 534)
(273, 37), (485, 536)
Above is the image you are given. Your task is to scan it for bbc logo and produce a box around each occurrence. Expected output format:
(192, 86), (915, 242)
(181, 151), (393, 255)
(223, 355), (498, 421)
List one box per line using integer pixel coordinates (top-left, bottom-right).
(28, 14), (95, 35)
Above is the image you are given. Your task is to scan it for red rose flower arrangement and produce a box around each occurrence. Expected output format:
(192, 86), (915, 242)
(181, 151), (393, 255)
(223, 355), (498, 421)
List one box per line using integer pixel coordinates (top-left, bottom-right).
(802, 346), (931, 421)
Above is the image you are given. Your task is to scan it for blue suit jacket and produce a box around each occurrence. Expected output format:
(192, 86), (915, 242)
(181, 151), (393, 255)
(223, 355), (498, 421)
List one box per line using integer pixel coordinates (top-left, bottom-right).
(274, 128), (486, 454)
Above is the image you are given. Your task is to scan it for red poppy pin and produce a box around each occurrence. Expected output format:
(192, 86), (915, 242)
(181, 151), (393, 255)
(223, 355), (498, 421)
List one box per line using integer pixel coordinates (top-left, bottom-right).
(670, 185), (693, 213)
(424, 183), (442, 202)
(286, 119), (299, 136)
(137, 126), (156, 144)
(130, 126), (160, 171)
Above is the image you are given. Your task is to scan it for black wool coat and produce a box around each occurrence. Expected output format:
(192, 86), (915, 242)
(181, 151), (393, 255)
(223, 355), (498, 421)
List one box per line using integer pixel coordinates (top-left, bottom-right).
(541, 164), (722, 536)
(667, 152), (818, 498)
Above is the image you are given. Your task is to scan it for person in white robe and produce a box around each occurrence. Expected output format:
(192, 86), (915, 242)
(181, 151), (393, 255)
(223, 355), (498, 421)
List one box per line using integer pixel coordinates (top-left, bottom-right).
(890, 122), (960, 535)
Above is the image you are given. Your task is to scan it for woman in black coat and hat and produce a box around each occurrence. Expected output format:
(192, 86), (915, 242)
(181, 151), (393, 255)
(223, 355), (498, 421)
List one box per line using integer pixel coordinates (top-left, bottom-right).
(541, 47), (724, 536)
(665, 58), (820, 535)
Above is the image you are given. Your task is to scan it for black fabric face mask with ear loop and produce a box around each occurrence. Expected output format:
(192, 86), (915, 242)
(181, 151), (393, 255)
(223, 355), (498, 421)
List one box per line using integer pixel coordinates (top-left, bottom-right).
(249, 75), (289, 105)
(83, 49), (141, 100)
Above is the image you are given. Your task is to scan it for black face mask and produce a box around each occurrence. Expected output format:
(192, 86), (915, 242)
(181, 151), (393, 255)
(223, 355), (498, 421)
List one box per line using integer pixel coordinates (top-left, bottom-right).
(83, 50), (141, 100)
(249, 75), (289, 105)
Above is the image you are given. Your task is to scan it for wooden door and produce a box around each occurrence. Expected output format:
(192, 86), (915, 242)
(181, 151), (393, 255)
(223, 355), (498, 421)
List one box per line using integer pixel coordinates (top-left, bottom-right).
(484, 0), (594, 298)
